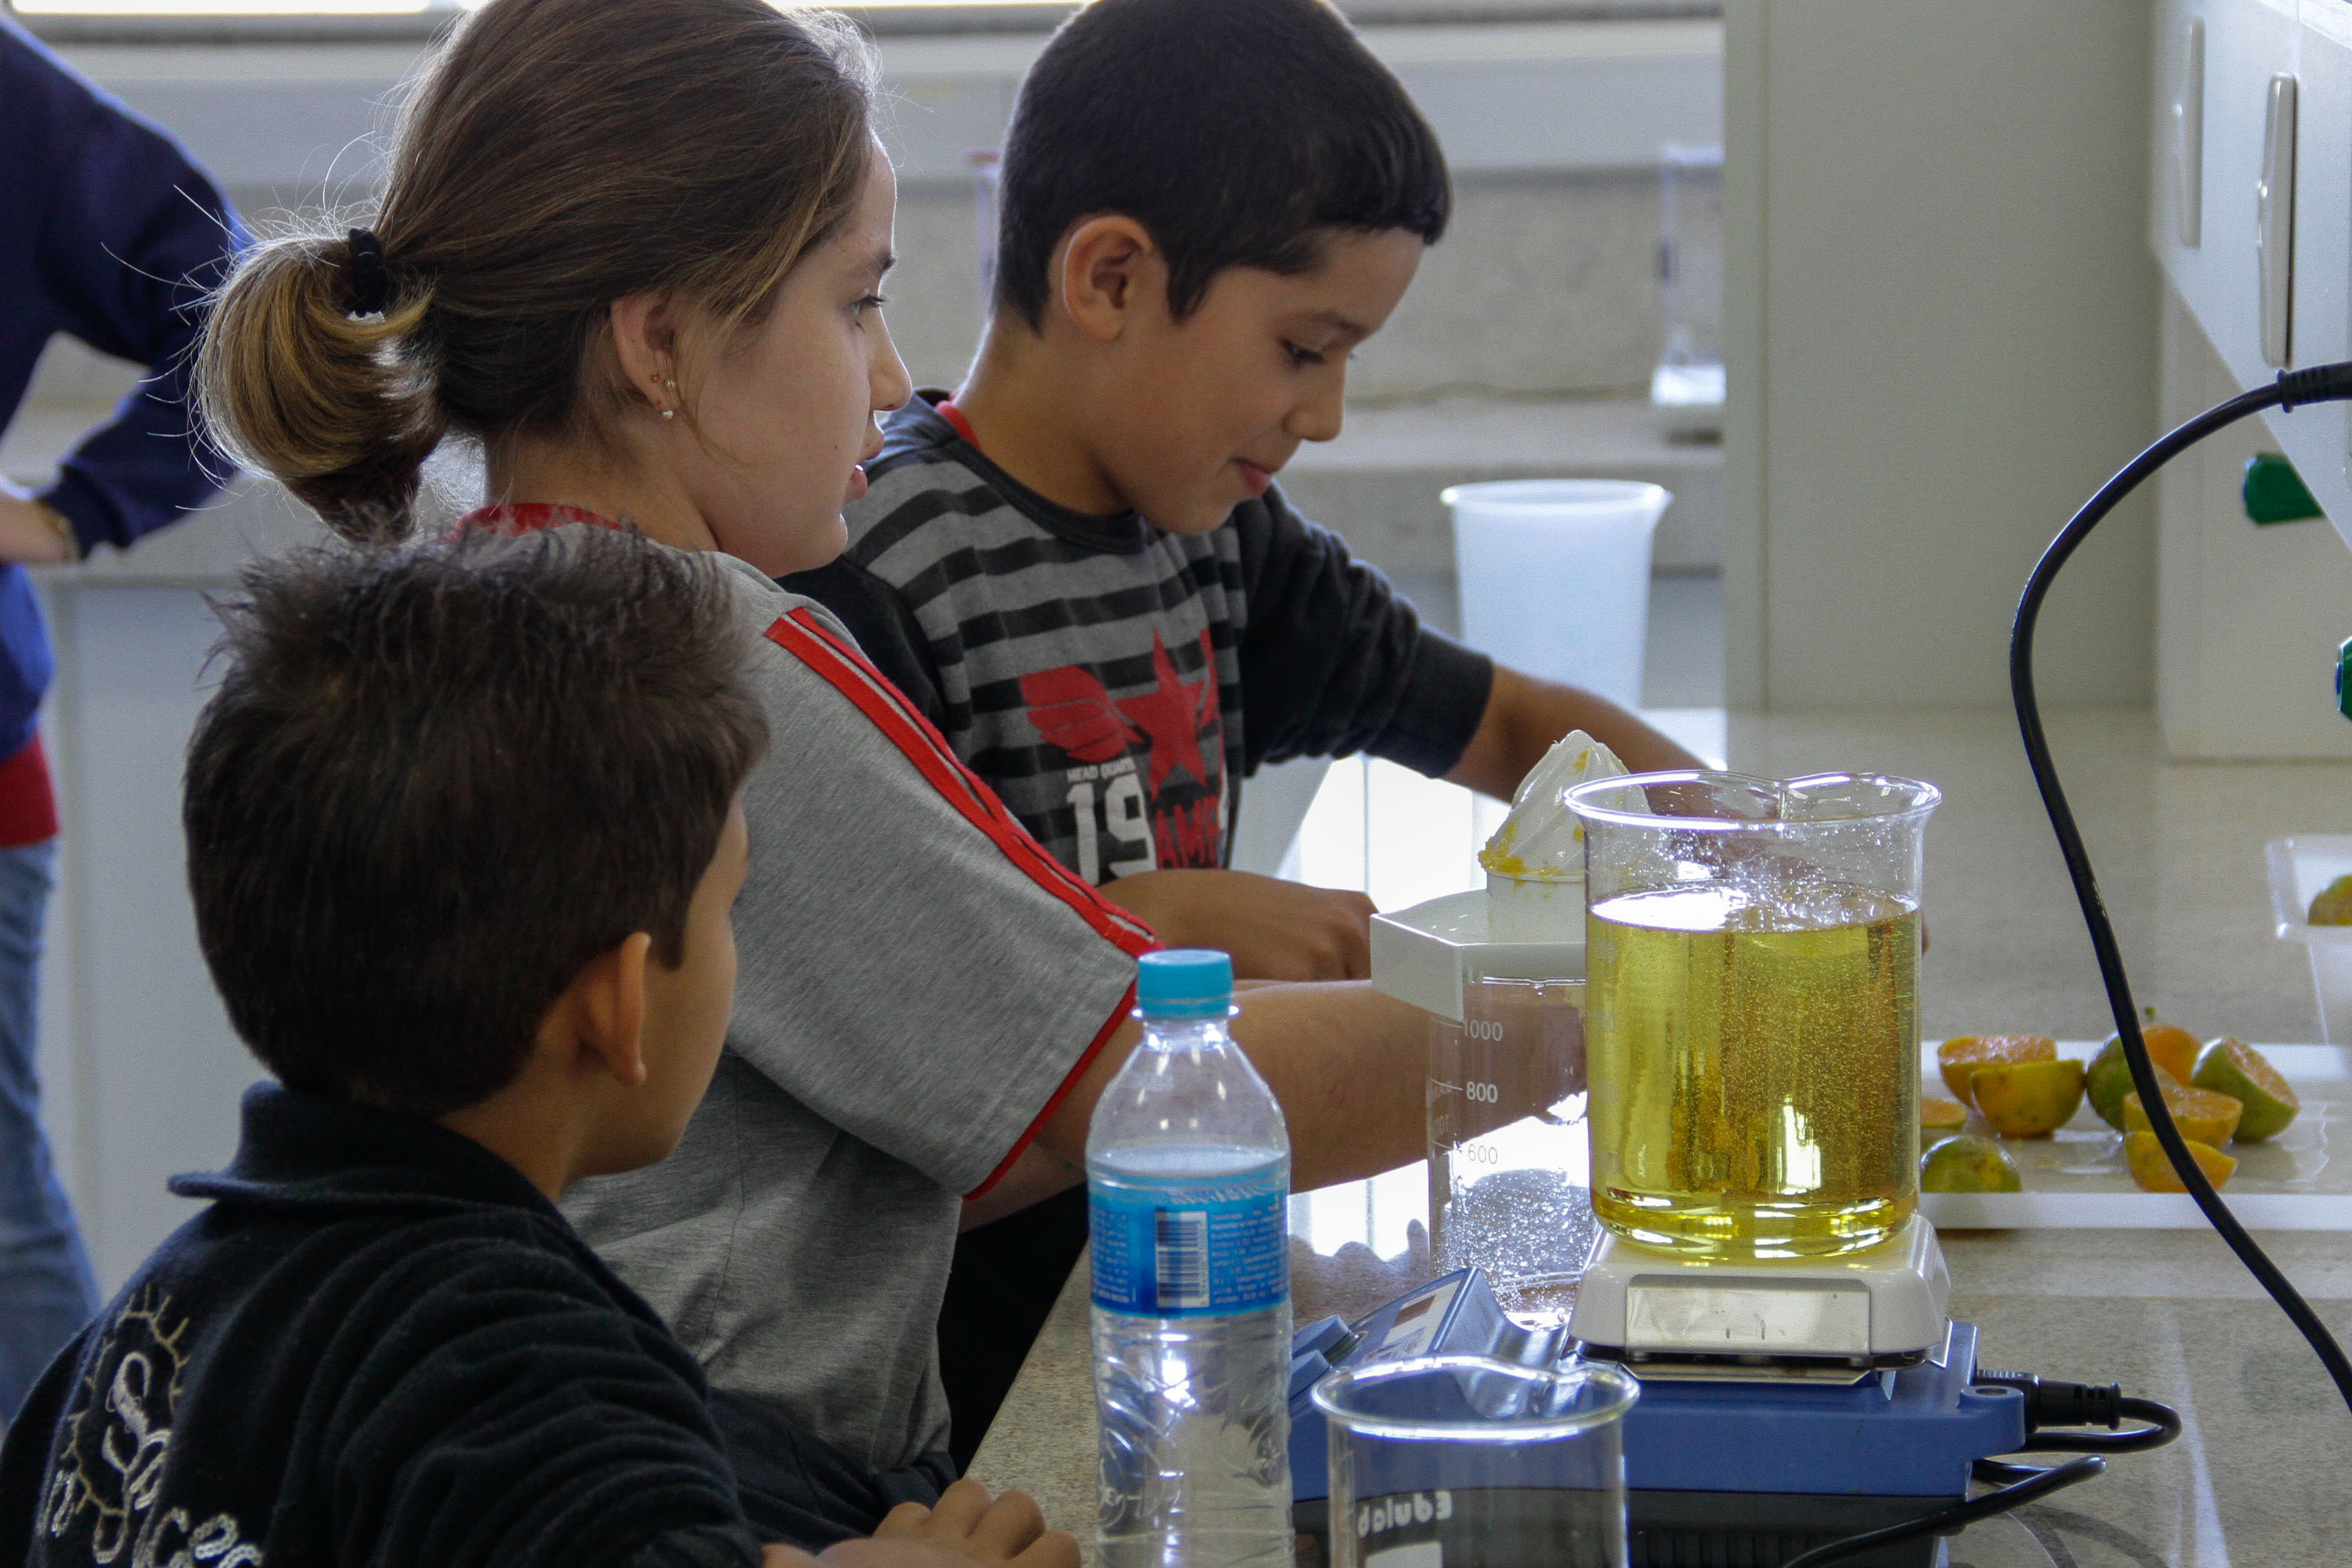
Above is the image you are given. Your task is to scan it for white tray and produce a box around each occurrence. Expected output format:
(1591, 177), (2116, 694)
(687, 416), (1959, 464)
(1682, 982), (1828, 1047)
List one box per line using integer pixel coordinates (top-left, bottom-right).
(1919, 1040), (2350, 1230)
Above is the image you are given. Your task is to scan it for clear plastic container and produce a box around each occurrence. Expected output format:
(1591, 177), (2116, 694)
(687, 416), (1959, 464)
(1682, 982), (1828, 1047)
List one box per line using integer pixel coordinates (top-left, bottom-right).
(1089, 950), (1293, 1568)
(1444, 480), (1671, 712)
(1312, 1356), (1638, 1568)
(1651, 143), (1725, 430)
(2265, 835), (2352, 1045)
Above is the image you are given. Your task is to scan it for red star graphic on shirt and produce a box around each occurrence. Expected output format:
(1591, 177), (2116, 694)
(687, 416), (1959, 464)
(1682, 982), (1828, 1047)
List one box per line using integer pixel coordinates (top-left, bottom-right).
(1018, 629), (1220, 802)
(1114, 631), (1216, 794)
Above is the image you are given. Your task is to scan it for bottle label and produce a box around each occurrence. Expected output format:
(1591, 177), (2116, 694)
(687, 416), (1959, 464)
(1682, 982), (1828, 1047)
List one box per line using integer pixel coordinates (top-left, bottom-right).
(1089, 1181), (1287, 1317)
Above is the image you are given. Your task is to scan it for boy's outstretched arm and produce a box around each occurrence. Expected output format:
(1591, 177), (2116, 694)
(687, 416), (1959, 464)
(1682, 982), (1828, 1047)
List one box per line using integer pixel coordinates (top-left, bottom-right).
(1095, 868), (1376, 980)
(1032, 981), (1433, 1194)
(1444, 665), (1705, 800)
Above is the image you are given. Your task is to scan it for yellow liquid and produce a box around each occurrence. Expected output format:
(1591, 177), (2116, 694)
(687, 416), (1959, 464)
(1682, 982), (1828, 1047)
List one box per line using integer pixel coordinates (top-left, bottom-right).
(1586, 884), (1919, 1259)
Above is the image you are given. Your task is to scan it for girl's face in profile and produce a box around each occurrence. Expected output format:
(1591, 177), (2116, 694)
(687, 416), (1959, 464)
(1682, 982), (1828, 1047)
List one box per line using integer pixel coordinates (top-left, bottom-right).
(676, 141), (912, 577)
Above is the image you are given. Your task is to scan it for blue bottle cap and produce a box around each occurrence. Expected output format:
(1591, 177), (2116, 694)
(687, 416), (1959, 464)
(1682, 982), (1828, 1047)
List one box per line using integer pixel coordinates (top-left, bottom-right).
(1135, 949), (1234, 1017)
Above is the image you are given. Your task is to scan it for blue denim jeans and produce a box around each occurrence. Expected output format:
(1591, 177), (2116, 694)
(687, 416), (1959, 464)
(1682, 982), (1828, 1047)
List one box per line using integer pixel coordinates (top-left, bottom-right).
(0, 838), (95, 1420)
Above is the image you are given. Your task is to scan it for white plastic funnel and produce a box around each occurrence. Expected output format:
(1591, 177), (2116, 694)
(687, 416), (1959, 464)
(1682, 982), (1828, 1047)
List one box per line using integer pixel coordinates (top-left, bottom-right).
(1445, 480), (1670, 710)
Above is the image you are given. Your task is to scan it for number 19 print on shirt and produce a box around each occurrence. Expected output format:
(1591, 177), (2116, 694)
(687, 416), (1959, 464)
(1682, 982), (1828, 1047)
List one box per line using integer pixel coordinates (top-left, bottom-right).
(1018, 629), (1229, 883)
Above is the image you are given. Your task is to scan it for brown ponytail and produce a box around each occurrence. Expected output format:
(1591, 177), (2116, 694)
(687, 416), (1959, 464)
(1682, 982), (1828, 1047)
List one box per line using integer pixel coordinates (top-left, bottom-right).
(198, 0), (875, 543)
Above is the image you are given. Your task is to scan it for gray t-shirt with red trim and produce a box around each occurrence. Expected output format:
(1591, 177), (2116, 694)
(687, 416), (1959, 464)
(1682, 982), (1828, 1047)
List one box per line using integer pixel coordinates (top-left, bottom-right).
(551, 529), (1151, 1473)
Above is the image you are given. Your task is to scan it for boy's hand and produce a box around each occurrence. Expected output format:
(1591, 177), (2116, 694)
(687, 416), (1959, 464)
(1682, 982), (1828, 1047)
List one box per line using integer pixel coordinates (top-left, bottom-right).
(759, 1481), (1076, 1568)
(1099, 868), (1376, 980)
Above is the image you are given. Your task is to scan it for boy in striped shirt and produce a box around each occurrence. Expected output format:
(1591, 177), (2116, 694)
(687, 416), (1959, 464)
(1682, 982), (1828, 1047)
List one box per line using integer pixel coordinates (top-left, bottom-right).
(791, 0), (1699, 982)
(787, 0), (1702, 1452)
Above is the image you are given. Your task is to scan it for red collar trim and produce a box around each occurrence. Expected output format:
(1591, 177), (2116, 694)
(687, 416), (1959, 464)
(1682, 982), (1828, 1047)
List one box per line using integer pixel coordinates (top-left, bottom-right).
(457, 502), (621, 535)
(934, 397), (981, 451)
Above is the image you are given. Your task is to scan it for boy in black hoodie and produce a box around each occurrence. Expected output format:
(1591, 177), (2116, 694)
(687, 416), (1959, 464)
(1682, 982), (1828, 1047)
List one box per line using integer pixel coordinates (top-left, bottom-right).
(0, 529), (1074, 1568)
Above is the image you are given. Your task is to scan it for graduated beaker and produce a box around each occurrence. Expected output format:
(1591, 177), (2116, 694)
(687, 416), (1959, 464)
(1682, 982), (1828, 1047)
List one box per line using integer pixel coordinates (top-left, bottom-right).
(1567, 772), (1938, 1260)
(1426, 976), (1594, 1327)
(1313, 1356), (1636, 1568)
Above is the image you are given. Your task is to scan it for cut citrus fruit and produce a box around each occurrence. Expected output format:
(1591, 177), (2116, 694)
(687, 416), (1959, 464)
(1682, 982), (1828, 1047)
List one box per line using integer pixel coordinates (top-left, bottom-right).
(2122, 1080), (2243, 1148)
(2085, 1039), (2182, 1129)
(1936, 1036), (2056, 1105)
(1921, 1135), (2023, 1193)
(2124, 1130), (2236, 1192)
(1968, 1058), (2085, 1138)
(1919, 1096), (1969, 1141)
(2192, 1037), (2300, 1141)
(2308, 873), (2352, 925)
(2102, 1023), (2201, 1085)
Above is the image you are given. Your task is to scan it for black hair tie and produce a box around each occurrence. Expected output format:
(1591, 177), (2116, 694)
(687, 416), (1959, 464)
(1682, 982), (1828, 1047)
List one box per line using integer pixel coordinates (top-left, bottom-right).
(345, 227), (390, 317)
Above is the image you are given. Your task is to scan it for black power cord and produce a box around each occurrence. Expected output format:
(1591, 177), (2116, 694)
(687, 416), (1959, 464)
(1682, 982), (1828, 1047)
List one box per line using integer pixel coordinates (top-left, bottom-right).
(1972, 1370), (2183, 1454)
(2011, 360), (2352, 1413)
(1776, 1375), (2179, 1566)
(1777, 1379), (2179, 1568)
(1775, 1457), (2108, 1568)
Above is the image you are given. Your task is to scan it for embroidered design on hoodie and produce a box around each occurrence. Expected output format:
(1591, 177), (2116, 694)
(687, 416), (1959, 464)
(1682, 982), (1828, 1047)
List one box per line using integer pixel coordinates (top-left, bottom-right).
(36, 1286), (263, 1566)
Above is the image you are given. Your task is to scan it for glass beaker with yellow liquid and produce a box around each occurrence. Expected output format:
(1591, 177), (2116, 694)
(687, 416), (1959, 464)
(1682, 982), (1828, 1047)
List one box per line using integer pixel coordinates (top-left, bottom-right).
(1566, 772), (1939, 1261)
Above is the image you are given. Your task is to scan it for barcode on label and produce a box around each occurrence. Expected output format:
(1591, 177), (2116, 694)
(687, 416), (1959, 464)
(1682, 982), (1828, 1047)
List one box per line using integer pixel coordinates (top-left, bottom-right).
(1154, 1209), (1209, 1309)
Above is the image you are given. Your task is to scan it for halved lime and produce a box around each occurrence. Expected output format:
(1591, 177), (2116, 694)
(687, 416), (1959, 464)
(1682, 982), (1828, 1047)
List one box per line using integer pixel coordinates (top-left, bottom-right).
(2192, 1037), (2300, 1141)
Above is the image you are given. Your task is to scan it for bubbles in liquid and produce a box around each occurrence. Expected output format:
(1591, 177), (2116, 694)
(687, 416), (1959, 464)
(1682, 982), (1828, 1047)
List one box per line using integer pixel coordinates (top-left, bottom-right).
(1585, 883), (1919, 1259)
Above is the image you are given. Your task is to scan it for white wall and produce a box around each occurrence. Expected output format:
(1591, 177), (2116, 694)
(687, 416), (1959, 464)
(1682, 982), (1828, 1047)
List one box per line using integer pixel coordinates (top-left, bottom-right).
(1723, 0), (2160, 710)
(39, 586), (252, 1289)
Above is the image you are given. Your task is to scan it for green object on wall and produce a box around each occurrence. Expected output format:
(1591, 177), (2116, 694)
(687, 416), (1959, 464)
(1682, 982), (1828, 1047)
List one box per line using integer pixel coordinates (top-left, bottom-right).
(2245, 452), (2324, 525)
(2338, 637), (2352, 723)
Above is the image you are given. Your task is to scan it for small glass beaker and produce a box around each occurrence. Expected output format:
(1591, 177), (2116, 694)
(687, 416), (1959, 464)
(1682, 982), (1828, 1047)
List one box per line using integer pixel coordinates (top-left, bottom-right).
(1312, 1356), (1637, 1568)
(1426, 976), (1595, 1328)
(1568, 772), (1938, 1261)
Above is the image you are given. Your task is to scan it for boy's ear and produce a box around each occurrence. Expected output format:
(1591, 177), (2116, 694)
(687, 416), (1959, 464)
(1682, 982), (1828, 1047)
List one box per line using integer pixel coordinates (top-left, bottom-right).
(609, 293), (681, 413)
(1059, 216), (1164, 344)
(564, 932), (654, 1089)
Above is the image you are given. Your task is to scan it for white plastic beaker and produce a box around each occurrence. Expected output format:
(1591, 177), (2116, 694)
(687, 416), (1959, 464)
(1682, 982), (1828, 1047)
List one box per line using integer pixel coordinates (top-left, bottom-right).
(1313, 1356), (1637, 1568)
(1444, 481), (1671, 710)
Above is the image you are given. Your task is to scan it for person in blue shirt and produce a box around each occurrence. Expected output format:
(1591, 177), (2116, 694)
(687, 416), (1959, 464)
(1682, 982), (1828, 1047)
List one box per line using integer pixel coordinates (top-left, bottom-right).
(0, 13), (244, 1420)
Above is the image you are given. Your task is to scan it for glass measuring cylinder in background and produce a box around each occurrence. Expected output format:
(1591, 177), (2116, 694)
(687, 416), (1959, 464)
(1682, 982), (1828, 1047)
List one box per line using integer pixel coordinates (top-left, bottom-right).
(1427, 976), (1595, 1329)
(1567, 772), (1939, 1261)
(1650, 143), (1726, 421)
(1313, 1356), (1637, 1568)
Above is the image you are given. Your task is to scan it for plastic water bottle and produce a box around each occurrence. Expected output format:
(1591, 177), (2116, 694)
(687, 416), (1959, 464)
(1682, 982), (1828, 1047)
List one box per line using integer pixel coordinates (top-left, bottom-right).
(1089, 950), (1293, 1568)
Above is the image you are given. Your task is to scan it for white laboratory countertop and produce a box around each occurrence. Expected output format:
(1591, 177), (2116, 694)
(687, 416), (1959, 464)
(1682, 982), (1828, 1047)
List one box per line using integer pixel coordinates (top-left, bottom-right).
(968, 707), (2352, 1566)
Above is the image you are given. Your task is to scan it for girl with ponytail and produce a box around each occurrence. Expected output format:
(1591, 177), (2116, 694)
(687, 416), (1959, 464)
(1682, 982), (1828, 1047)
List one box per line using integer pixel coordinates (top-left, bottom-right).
(200, 0), (892, 564)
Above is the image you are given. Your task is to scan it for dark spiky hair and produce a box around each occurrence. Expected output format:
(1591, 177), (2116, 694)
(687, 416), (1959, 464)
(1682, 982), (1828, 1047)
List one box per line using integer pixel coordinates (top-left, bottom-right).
(184, 527), (766, 1117)
(995, 0), (1451, 328)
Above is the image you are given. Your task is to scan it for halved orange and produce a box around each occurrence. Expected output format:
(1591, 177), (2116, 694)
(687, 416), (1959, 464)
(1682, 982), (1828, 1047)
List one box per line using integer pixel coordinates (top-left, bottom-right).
(1937, 1036), (2056, 1105)
(2121, 1081), (2244, 1148)
(2125, 1131), (2236, 1192)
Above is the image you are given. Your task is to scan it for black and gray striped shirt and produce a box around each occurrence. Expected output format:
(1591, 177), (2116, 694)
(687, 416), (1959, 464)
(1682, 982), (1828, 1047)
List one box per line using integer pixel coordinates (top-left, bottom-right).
(786, 393), (1492, 886)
